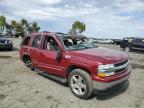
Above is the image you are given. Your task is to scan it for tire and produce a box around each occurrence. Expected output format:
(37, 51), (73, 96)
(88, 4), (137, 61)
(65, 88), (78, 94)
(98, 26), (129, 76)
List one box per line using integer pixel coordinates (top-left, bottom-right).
(23, 56), (34, 71)
(8, 47), (13, 51)
(68, 69), (93, 99)
(125, 46), (131, 52)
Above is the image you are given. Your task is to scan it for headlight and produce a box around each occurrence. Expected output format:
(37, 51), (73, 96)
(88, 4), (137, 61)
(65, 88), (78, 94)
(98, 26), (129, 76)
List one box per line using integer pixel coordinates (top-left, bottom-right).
(5, 41), (8, 44)
(8, 40), (12, 44)
(97, 64), (115, 77)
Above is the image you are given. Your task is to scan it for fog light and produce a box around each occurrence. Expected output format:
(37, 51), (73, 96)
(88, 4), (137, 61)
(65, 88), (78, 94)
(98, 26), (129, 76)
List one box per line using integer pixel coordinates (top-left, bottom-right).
(97, 72), (106, 77)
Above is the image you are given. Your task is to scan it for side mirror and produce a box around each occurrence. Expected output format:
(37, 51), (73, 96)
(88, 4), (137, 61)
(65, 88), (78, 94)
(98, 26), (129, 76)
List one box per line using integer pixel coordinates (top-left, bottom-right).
(56, 48), (62, 61)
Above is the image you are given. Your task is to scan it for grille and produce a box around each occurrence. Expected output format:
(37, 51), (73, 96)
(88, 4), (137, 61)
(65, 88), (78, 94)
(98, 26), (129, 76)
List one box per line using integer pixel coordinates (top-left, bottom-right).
(0, 40), (6, 43)
(115, 67), (127, 73)
(115, 59), (128, 67)
(114, 59), (129, 74)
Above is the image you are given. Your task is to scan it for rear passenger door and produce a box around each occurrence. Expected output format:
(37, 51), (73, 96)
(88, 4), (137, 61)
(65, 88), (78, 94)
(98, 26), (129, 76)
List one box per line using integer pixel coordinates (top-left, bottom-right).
(30, 34), (42, 67)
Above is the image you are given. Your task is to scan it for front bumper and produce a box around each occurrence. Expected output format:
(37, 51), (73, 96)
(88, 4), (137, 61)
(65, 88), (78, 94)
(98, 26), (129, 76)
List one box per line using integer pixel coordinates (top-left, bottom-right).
(0, 44), (13, 49)
(93, 75), (129, 91)
(92, 66), (131, 91)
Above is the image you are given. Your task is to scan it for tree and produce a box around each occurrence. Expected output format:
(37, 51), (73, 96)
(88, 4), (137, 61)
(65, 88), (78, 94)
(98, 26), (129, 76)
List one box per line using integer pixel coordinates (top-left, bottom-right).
(32, 22), (40, 32)
(5, 23), (13, 37)
(0, 16), (40, 37)
(69, 20), (86, 36)
(21, 18), (28, 35)
(68, 29), (77, 36)
(0, 15), (6, 32)
(21, 18), (28, 26)
(11, 19), (40, 37)
(28, 22), (40, 34)
(11, 20), (17, 26)
(11, 20), (23, 37)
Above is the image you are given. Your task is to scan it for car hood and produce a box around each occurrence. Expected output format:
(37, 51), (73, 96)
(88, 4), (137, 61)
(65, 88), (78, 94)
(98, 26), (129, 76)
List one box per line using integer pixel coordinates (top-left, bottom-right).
(0, 38), (10, 41)
(71, 47), (128, 64)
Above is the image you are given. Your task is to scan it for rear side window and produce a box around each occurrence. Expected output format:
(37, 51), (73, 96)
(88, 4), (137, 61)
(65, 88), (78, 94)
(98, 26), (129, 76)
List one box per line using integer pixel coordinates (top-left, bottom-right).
(123, 38), (128, 43)
(133, 39), (142, 43)
(32, 35), (41, 48)
(21, 37), (30, 46)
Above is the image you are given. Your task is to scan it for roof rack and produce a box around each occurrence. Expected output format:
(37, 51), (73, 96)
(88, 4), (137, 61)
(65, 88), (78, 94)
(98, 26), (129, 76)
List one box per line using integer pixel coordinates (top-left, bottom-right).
(56, 32), (65, 34)
(43, 31), (50, 33)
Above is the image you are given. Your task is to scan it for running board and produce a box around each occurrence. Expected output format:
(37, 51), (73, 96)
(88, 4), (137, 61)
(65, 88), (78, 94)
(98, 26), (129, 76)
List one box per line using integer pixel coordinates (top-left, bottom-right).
(35, 69), (67, 83)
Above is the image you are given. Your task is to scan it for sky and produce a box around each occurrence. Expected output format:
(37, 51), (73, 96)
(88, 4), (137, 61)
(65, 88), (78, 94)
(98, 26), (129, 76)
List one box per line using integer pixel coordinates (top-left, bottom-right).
(0, 0), (144, 39)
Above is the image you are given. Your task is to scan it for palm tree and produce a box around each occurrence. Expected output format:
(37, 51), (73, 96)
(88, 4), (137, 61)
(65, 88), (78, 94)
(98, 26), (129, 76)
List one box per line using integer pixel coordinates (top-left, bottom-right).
(0, 16), (6, 32)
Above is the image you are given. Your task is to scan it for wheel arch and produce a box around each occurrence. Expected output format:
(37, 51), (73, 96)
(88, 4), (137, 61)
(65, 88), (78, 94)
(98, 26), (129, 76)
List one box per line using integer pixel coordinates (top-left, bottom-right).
(22, 54), (31, 63)
(66, 65), (91, 78)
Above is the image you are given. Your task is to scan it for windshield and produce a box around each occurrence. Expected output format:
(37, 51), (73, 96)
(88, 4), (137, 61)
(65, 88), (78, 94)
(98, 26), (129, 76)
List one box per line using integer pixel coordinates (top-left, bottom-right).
(0, 35), (4, 38)
(58, 34), (98, 50)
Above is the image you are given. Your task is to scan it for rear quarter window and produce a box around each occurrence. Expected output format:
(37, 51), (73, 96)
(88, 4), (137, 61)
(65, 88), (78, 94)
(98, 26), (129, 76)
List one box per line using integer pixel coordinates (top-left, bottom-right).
(32, 35), (41, 48)
(132, 39), (143, 43)
(21, 37), (31, 46)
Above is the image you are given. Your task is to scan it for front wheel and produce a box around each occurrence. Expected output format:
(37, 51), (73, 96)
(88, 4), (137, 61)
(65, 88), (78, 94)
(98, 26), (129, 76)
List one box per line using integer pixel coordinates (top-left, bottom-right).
(68, 69), (93, 99)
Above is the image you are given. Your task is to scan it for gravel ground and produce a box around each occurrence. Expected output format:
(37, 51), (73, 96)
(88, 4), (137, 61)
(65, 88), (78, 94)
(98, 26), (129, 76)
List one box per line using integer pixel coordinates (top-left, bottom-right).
(0, 38), (144, 108)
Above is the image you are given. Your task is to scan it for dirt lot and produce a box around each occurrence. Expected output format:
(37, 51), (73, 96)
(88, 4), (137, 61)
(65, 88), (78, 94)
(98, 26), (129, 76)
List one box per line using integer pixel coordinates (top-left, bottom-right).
(0, 38), (144, 108)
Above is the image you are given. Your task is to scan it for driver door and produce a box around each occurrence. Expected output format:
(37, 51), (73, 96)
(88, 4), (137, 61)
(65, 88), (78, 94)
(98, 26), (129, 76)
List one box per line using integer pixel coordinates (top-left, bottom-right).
(37, 35), (65, 77)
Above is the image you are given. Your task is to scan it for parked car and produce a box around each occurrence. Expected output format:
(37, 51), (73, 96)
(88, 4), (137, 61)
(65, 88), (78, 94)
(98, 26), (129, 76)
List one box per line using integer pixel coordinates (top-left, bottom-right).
(112, 39), (122, 45)
(94, 39), (113, 44)
(0, 34), (13, 51)
(97, 39), (107, 44)
(19, 32), (131, 99)
(120, 37), (144, 52)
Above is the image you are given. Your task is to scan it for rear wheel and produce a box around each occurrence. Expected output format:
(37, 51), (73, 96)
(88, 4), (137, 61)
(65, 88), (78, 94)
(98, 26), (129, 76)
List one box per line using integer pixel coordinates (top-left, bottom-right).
(68, 69), (93, 99)
(23, 56), (34, 71)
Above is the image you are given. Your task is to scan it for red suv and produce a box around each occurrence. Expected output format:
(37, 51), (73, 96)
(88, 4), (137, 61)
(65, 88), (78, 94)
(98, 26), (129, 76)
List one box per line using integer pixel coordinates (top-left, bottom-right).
(19, 32), (131, 99)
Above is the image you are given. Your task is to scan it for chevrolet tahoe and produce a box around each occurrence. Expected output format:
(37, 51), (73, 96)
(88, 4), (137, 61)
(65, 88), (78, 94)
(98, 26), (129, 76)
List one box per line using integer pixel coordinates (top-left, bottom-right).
(19, 32), (131, 99)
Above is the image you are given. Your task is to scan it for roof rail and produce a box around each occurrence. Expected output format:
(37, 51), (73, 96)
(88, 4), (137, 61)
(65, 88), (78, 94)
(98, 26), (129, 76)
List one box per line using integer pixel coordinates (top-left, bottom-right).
(43, 31), (50, 33)
(56, 32), (65, 34)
